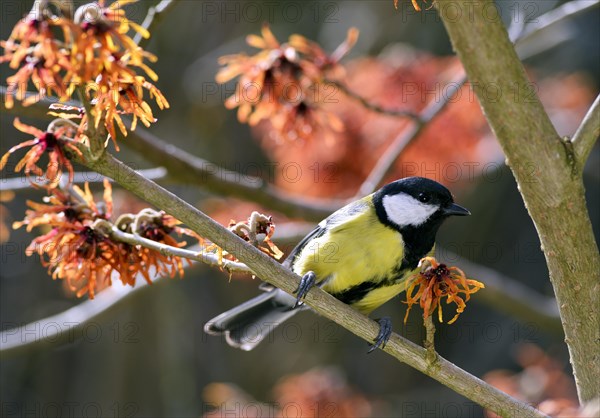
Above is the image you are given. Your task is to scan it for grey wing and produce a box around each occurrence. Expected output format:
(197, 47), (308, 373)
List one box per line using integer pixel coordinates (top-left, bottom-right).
(282, 225), (326, 269)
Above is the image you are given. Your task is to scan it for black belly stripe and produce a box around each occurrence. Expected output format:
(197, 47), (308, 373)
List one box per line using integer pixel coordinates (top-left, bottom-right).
(333, 281), (379, 305)
(332, 269), (415, 306)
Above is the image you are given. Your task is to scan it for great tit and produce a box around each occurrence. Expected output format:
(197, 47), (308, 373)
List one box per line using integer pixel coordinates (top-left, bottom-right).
(204, 176), (470, 351)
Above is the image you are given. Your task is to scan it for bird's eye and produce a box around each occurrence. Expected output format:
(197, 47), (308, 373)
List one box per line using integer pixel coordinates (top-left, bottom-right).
(418, 193), (430, 203)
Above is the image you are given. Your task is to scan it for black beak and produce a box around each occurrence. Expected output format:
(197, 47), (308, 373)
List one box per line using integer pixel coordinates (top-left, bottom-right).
(444, 203), (471, 216)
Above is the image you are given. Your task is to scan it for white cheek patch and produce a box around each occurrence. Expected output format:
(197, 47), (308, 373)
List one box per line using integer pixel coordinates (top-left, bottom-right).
(382, 194), (438, 227)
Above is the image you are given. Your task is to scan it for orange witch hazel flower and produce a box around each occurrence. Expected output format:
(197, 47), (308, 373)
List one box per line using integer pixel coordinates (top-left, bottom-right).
(14, 181), (200, 298)
(204, 211), (284, 266)
(71, 0), (169, 146)
(14, 180), (116, 298)
(0, 118), (82, 187)
(129, 210), (203, 282)
(73, 0), (151, 77)
(86, 74), (169, 148)
(404, 257), (485, 324)
(0, 1), (73, 108)
(216, 25), (357, 142)
(1, 0), (169, 149)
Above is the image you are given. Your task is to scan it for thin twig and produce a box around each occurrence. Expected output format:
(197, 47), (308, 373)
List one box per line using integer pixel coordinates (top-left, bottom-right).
(515, 0), (600, 60)
(76, 86), (95, 139)
(133, 0), (177, 48)
(356, 73), (467, 197)
(571, 94), (600, 168)
(423, 315), (437, 365)
(1, 167), (168, 191)
(517, 0), (600, 44)
(97, 220), (253, 275)
(119, 126), (343, 220)
(0, 279), (147, 357)
(325, 79), (419, 120)
(0, 249), (200, 357)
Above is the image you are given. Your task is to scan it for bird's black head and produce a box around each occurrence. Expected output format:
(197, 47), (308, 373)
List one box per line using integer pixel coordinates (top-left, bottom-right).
(373, 177), (470, 271)
(373, 176), (470, 231)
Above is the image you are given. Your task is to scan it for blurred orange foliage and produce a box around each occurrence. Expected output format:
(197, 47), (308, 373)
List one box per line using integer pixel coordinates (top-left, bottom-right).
(253, 51), (595, 199)
(484, 343), (596, 418)
(203, 367), (374, 418)
(254, 53), (499, 197)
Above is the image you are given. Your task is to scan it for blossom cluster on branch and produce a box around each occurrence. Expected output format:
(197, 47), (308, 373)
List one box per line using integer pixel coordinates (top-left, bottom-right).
(13, 180), (196, 298)
(216, 25), (358, 143)
(13, 179), (284, 298)
(1, 0), (168, 179)
(404, 256), (485, 324)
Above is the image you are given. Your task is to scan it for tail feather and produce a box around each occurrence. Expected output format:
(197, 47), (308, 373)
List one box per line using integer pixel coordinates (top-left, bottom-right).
(204, 289), (302, 351)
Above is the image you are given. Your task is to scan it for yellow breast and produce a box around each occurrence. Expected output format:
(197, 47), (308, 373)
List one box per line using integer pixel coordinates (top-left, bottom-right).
(291, 201), (410, 314)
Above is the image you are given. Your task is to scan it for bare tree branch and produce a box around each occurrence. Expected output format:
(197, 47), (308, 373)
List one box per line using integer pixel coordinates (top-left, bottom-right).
(325, 79), (419, 120)
(133, 0), (177, 48)
(1, 167), (168, 191)
(0, 223), (315, 357)
(517, 0), (600, 45)
(437, 0), (600, 403)
(118, 122), (343, 220)
(97, 221), (252, 274)
(515, 1), (600, 60)
(356, 0), (599, 198)
(356, 73), (467, 197)
(571, 94), (600, 168)
(0, 275), (151, 357)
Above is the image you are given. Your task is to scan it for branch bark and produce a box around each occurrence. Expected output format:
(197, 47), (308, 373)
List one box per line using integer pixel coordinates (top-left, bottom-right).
(437, 0), (600, 403)
(325, 79), (419, 120)
(571, 93), (599, 168)
(1, 167), (167, 191)
(75, 150), (546, 418)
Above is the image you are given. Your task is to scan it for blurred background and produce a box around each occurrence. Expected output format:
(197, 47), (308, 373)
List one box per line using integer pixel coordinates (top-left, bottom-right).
(1, 0), (599, 417)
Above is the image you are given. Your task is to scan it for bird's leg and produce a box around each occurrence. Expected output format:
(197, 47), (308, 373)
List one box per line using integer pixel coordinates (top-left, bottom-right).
(293, 271), (316, 308)
(368, 316), (393, 353)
